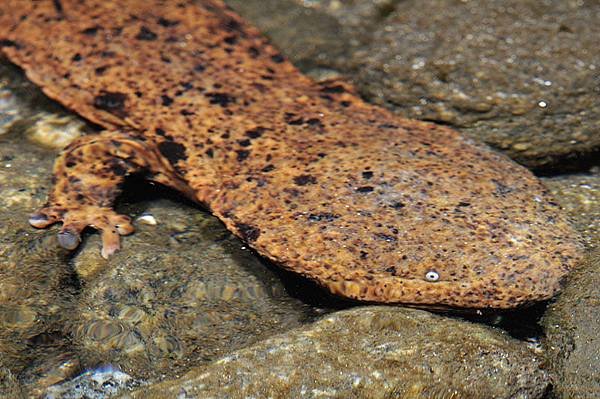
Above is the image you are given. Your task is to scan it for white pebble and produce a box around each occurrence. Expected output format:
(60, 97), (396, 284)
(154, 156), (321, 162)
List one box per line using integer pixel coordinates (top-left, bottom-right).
(136, 214), (157, 225)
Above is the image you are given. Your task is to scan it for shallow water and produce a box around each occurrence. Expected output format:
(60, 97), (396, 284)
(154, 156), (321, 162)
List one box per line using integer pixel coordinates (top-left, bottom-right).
(1, 1), (599, 396)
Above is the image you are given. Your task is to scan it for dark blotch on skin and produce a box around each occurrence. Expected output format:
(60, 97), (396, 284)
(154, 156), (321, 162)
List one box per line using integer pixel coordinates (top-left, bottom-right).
(93, 91), (128, 117)
(236, 150), (250, 161)
(0, 40), (22, 49)
(71, 53), (82, 62)
(308, 213), (339, 222)
(161, 94), (174, 106)
(206, 92), (235, 107)
(356, 186), (374, 193)
(155, 128), (167, 137)
(158, 140), (187, 164)
(271, 54), (284, 63)
(111, 162), (127, 176)
(136, 26), (158, 41)
(81, 26), (100, 36)
(157, 17), (180, 27)
(362, 171), (374, 179)
(193, 63), (205, 72)
(235, 222), (260, 241)
(262, 164), (275, 172)
(375, 233), (397, 242)
(294, 175), (317, 186)
(224, 18), (242, 33)
(53, 0), (63, 14)
(306, 118), (323, 127)
(245, 127), (265, 139)
(95, 65), (108, 75)
(320, 85), (345, 94)
(391, 202), (405, 209)
(224, 35), (237, 45)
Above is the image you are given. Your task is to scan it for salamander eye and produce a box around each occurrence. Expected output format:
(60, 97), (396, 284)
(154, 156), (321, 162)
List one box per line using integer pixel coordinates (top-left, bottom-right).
(425, 270), (440, 282)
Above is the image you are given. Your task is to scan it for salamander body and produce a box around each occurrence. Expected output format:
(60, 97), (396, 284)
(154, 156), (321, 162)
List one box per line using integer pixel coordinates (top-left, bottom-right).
(0, 0), (583, 308)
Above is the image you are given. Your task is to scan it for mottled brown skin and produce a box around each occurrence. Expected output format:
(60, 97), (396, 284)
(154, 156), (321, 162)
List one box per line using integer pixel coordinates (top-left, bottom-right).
(0, 0), (583, 308)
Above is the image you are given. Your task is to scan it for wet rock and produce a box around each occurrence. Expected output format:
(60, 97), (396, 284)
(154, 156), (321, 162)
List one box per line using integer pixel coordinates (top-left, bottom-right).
(0, 60), (76, 135)
(543, 169), (600, 250)
(25, 113), (85, 149)
(0, 107), (80, 395)
(71, 198), (312, 380)
(0, 85), (21, 135)
(126, 307), (549, 399)
(44, 365), (143, 399)
(0, 364), (25, 399)
(227, 0), (600, 171)
(19, 352), (82, 398)
(540, 170), (599, 398)
(542, 250), (600, 398)
(351, 0), (600, 171)
(224, 0), (394, 79)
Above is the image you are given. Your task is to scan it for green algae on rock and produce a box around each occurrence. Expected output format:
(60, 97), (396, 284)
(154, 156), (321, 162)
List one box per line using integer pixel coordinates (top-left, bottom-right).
(0, 0), (583, 308)
(124, 307), (550, 399)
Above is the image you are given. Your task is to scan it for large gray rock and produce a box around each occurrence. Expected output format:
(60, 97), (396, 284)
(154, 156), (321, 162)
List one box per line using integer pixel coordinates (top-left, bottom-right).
(224, 0), (392, 76)
(71, 198), (311, 380)
(126, 307), (549, 399)
(541, 171), (599, 397)
(542, 250), (600, 398)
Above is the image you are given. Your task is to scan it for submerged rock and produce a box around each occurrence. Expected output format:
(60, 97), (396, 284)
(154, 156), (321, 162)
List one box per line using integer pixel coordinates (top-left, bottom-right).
(224, 0), (389, 76)
(44, 365), (143, 399)
(540, 171), (599, 398)
(542, 250), (600, 398)
(0, 109), (80, 396)
(126, 307), (549, 399)
(352, 0), (600, 171)
(71, 199), (313, 380)
(0, 364), (25, 399)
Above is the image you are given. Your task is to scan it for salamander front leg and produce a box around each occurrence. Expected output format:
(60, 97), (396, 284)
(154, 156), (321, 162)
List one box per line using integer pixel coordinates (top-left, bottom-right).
(29, 130), (191, 258)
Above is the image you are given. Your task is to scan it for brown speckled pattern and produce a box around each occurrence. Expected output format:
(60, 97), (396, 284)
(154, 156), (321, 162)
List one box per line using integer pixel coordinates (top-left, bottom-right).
(0, 0), (584, 308)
